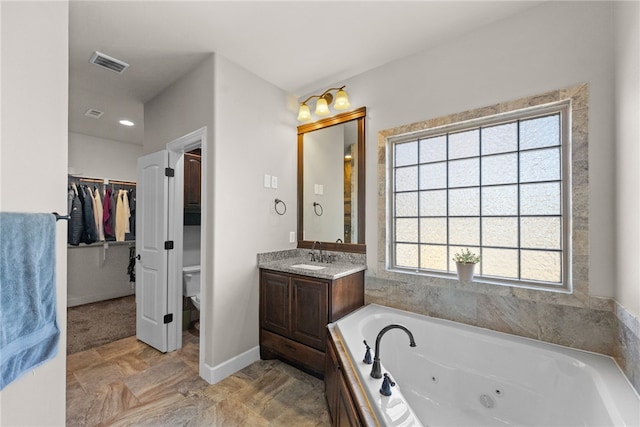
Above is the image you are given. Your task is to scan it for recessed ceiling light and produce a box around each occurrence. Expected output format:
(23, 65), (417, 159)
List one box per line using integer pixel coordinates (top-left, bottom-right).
(119, 119), (135, 127)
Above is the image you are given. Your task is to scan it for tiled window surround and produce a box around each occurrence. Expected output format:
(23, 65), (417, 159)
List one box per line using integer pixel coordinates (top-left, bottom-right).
(374, 84), (640, 393)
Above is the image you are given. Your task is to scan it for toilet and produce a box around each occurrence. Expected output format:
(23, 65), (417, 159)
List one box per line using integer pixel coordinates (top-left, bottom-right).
(182, 265), (201, 310)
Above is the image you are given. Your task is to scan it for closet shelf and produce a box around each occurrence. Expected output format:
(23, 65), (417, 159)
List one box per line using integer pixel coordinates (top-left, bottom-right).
(68, 240), (135, 248)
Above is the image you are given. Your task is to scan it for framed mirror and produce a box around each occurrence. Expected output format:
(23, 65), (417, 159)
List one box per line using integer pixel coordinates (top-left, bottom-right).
(297, 107), (366, 253)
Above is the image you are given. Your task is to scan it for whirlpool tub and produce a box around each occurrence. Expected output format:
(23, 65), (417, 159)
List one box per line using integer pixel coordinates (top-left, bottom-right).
(326, 304), (640, 427)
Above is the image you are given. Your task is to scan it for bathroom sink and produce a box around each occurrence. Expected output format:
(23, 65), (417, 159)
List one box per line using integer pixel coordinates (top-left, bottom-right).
(291, 264), (326, 271)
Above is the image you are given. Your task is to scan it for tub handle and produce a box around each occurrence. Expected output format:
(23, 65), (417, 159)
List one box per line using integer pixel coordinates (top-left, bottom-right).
(363, 340), (372, 364)
(380, 373), (396, 396)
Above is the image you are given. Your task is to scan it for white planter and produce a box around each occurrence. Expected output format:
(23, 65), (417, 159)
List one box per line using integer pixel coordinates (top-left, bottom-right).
(456, 262), (476, 282)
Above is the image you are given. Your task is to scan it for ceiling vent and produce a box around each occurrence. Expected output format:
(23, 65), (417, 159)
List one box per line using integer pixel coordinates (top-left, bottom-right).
(84, 108), (104, 119)
(89, 51), (129, 74)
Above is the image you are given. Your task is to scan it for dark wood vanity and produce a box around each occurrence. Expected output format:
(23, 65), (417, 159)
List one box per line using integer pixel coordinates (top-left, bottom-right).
(258, 106), (368, 380)
(259, 267), (364, 378)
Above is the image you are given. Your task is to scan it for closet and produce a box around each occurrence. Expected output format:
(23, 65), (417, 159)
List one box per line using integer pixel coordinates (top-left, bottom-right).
(67, 176), (137, 307)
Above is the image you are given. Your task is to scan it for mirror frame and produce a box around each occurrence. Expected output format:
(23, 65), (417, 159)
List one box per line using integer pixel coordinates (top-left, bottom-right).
(297, 106), (366, 254)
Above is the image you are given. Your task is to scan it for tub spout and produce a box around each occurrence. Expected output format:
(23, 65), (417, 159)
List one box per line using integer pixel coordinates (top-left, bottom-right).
(370, 323), (416, 379)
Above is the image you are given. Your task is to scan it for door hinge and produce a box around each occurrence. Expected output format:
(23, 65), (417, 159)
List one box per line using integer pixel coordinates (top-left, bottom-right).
(165, 167), (175, 177)
(164, 241), (174, 250)
(163, 313), (173, 324)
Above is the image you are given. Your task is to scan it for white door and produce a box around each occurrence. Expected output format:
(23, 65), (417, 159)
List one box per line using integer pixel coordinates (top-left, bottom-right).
(136, 150), (169, 352)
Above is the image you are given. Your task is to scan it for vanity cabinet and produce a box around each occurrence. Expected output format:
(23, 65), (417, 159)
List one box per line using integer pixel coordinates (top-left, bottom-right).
(259, 268), (364, 377)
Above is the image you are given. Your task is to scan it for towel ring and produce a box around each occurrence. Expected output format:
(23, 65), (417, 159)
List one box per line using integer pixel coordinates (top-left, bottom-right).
(313, 202), (323, 216)
(274, 199), (287, 216)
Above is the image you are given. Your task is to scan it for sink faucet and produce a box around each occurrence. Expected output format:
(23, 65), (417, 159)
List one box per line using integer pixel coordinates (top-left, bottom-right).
(310, 241), (323, 262)
(370, 324), (416, 379)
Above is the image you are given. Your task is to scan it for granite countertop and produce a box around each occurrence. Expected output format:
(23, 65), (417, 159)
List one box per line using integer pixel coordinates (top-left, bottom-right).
(258, 252), (366, 280)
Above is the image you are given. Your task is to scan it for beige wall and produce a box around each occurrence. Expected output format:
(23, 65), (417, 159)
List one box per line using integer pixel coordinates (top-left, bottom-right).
(334, 1), (617, 299)
(614, 0), (640, 318)
(0, 1), (69, 425)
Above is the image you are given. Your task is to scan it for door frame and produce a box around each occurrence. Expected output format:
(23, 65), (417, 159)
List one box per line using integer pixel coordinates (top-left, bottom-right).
(166, 127), (207, 364)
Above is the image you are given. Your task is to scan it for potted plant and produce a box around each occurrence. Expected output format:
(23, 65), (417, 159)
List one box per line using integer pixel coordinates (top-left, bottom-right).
(452, 248), (480, 282)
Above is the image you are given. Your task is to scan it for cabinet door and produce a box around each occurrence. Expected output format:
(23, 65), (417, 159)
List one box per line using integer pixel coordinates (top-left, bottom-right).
(337, 372), (362, 427)
(184, 153), (201, 209)
(291, 276), (328, 350)
(260, 271), (290, 336)
(325, 336), (340, 423)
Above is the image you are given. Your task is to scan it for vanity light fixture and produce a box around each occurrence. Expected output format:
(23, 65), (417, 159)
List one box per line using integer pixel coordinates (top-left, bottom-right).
(297, 85), (351, 122)
(119, 119), (135, 127)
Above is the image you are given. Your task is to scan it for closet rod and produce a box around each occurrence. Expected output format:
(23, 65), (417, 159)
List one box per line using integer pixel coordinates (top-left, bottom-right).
(74, 177), (104, 184)
(70, 177), (135, 186)
(109, 179), (136, 186)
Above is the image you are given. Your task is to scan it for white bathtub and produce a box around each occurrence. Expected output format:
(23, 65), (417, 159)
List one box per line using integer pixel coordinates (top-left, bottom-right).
(332, 304), (640, 427)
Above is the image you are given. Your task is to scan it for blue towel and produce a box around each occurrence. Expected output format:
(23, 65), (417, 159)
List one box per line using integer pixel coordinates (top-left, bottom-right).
(0, 212), (60, 390)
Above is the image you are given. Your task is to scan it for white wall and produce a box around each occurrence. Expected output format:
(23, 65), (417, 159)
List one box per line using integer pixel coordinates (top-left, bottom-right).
(210, 54), (297, 368)
(67, 243), (135, 307)
(0, 2), (68, 425)
(143, 52), (296, 376)
(332, 1), (616, 298)
(183, 225), (201, 267)
(143, 55), (214, 155)
(68, 132), (142, 182)
(614, 0), (640, 317)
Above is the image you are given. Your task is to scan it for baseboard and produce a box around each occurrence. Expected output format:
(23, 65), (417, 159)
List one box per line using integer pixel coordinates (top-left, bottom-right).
(67, 290), (135, 307)
(200, 346), (260, 384)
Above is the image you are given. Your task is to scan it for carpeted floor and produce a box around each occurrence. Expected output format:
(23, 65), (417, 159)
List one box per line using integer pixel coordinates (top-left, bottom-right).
(67, 295), (136, 355)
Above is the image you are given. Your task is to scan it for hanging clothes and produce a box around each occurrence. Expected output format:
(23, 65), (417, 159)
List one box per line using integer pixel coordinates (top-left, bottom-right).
(115, 189), (130, 242)
(122, 189), (130, 234)
(66, 177), (136, 244)
(68, 184), (84, 246)
(127, 246), (136, 282)
(128, 189), (136, 237)
(93, 187), (105, 241)
(90, 186), (101, 242)
(103, 187), (113, 238)
(110, 189), (117, 237)
(79, 186), (97, 244)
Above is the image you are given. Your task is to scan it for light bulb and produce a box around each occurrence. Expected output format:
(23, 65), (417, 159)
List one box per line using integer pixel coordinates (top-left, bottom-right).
(315, 97), (330, 116)
(334, 89), (350, 110)
(297, 104), (311, 121)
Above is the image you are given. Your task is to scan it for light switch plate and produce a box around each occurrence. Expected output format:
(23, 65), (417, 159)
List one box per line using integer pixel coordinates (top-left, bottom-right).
(271, 176), (278, 189)
(318, 184), (324, 195)
(263, 174), (271, 188)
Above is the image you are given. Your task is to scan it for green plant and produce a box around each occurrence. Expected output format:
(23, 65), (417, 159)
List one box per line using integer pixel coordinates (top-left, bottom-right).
(452, 248), (480, 264)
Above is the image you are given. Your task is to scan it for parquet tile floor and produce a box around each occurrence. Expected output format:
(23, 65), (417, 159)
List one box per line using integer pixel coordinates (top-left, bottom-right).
(66, 331), (331, 426)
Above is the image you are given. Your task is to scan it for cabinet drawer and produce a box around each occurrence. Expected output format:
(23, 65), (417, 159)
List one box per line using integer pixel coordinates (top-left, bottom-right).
(261, 329), (325, 375)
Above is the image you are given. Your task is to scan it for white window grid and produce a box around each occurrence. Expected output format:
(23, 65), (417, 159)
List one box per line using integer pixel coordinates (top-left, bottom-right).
(388, 101), (572, 291)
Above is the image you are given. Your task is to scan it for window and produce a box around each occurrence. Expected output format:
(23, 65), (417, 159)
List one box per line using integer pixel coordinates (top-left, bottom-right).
(388, 102), (571, 290)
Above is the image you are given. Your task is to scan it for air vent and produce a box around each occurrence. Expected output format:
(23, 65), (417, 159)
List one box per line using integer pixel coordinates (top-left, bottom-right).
(89, 51), (129, 74)
(84, 108), (104, 119)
